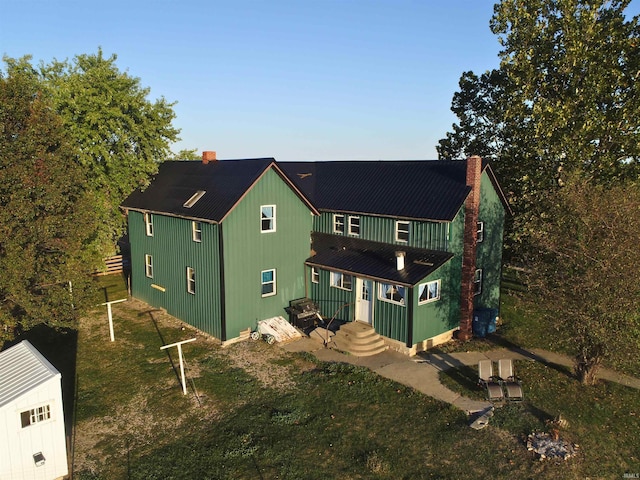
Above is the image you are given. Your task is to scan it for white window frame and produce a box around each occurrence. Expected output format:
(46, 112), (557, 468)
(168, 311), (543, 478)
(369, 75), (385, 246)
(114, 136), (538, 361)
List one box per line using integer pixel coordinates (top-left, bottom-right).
(261, 269), (276, 297)
(418, 279), (441, 305)
(144, 212), (153, 237)
(145, 254), (153, 278)
(311, 266), (319, 284)
(476, 221), (484, 243)
(192, 221), (202, 242)
(330, 271), (352, 291)
(187, 267), (196, 294)
(21, 404), (51, 428)
(348, 216), (360, 236)
(474, 268), (483, 295)
(395, 221), (410, 243)
(378, 283), (406, 306)
(261, 205), (276, 233)
(333, 214), (345, 234)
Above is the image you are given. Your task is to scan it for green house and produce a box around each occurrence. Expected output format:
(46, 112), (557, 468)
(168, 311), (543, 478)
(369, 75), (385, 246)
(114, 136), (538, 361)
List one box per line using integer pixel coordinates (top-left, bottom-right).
(122, 156), (318, 342)
(123, 154), (509, 353)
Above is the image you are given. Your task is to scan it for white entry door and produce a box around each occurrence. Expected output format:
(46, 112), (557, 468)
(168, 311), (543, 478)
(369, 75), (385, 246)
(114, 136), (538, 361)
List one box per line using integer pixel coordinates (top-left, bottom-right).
(355, 278), (373, 324)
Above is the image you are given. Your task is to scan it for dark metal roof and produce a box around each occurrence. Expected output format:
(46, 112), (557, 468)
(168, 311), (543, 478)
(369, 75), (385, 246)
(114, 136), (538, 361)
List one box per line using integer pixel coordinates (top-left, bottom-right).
(306, 232), (453, 286)
(280, 160), (473, 221)
(122, 158), (310, 222)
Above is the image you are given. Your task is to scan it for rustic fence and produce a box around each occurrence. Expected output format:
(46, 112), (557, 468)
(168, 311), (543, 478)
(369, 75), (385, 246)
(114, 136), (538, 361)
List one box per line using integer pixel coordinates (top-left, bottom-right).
(94, 255), (130, 276)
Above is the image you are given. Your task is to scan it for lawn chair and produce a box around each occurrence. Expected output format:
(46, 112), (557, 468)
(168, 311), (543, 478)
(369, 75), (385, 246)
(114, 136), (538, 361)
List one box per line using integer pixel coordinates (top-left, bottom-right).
(497, 358), (524, 402)
(478, 360), (504, 402)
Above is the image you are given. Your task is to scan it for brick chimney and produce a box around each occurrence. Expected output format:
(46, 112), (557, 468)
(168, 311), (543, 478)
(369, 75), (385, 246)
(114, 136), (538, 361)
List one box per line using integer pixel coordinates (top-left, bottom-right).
(458, 156), (482, 341)
(202, 151), (217, 164)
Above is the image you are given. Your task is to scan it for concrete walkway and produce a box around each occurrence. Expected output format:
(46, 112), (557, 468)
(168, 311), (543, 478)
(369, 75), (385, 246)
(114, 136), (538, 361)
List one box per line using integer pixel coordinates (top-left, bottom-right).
(281, 337), (640, 414)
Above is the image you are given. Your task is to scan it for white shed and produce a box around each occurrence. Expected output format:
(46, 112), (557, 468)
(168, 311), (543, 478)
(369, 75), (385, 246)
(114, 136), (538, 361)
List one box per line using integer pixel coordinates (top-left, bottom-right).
(0, 340), (68, 480)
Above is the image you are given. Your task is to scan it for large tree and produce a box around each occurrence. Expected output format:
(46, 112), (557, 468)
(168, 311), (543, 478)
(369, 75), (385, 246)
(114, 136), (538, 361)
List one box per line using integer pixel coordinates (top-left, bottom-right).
(527, 176), (640, 383)
(439, 0), (640, 257)
(6, 50), (180, 256)
(0, 65), (102, 341)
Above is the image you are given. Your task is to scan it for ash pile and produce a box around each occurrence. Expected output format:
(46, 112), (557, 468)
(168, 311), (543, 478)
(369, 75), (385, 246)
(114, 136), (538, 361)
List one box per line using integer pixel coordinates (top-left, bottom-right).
(526, 432), (578, 460)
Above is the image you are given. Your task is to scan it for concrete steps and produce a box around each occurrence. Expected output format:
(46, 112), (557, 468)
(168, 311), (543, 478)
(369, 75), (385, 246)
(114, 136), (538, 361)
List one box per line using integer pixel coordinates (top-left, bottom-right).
(331, 321), (387, 357)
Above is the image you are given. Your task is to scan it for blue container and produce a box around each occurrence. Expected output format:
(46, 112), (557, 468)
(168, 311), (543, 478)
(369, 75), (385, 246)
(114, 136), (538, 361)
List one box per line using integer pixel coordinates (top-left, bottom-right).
(472, 308), (498, 338)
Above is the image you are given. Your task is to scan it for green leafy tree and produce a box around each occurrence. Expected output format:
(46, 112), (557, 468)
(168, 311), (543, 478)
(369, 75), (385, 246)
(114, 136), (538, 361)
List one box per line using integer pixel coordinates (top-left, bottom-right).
(168, 148), (201, 160)
(0, 65), (102, 341)
(29, 49), (180, 254)
(489, 0), (640, 181)
(528, 177), (640, 384)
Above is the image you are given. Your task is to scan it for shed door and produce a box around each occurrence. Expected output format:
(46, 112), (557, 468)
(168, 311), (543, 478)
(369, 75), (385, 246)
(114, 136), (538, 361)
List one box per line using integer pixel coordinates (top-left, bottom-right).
(355, 278), (373, 324)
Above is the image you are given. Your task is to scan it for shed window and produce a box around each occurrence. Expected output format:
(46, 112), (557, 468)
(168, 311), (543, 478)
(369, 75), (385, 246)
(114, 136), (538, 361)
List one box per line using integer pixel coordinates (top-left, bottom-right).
(379, 283), (405, 306)
(311, 267), (319, 284)
(333, 214), (345, 234)
(476, 222), (484, 242)
(474, 268), (483, 295)
(21, 404), (51, 428)
(145, 254), (153, 278)
(192, 221), (202, 242)
(395, 221), (410, 243)
(187, 267), (196, 294)
(418, 280), (440, 304)
(348, 216), (360, 236)
(144, 213), (153, 237)
(330, 271), (352, 290)
(261, 205), (276, 233)
(261, 269), (276, 297)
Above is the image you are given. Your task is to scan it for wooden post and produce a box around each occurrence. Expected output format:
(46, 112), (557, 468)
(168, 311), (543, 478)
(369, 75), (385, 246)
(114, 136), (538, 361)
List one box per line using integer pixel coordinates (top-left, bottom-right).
(160, 338), (197, 395)
(100, 298), (127, 342)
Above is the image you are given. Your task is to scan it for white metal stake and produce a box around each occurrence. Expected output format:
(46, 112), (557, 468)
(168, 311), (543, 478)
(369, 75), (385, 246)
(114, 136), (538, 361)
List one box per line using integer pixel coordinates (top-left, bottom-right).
(160, 338), (197, 395)
(100, 298), (127, 342)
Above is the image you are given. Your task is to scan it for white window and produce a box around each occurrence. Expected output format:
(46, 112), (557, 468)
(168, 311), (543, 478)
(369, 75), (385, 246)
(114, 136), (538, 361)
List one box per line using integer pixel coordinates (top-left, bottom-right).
(476, 222), (484, 243)
(261, 205), (276, 233)
(21, 404), (51, 428)
(311, 267), (319, 284)
(144, 213), (153, 237)
(348, 216), (360, 236)
(187, 267), (196, 294)
(396, 221), (410, 243)
(192, 221), (202, 242)
(418, 280), (440, 304)
(261, 269), (276, 297)
(333, 214), (345, 234)
(330, 271), (352, 290)
(379, 283), (406, 305)
(145, 254), (153, 278)
(474, 268), (483, 295)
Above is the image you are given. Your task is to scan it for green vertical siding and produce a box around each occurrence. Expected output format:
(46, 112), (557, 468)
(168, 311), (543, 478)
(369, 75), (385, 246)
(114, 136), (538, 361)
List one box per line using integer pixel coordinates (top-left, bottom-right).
(314, 212), (449, 250)
(372, 294), (408, 343)
(128, 211), (223, 338)
(411, 261), (459, 343)
(308, 267), (354, 323)
(222, 168), (314, 339)
(475, 171), (505, 311)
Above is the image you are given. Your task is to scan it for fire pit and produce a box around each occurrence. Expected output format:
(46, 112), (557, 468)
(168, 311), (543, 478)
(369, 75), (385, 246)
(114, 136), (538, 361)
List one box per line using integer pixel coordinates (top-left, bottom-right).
(526, 432), (578, 460)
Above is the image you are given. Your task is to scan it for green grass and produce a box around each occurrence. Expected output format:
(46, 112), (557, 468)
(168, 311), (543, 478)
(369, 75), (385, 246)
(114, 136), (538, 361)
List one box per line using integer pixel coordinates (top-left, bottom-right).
(69, 274), (640, 479)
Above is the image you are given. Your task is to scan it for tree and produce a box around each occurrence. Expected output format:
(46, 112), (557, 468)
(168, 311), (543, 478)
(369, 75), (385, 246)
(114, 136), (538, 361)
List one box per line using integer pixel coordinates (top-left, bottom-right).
(168, 148), (201, 161)
(439, 0), (640, 259)
(16, 49), (180, 255)
(527, 176), (640, 384)
(489, 0), (640, 180)
(0, 65), (102, 341)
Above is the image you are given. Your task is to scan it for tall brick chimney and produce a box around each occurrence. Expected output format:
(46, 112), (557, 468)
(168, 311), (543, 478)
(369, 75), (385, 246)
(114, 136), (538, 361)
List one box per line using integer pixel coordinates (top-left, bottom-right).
(458, 156), (482, 341)
(202, 151), (217, 164)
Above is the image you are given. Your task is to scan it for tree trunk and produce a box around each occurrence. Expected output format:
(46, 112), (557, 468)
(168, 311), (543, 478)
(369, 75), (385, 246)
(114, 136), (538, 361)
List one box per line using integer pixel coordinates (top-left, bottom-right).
(574, 353), (602, 385)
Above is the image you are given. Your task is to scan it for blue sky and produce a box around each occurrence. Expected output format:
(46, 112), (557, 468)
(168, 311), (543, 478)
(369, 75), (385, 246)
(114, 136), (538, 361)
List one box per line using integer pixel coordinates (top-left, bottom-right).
(2, 1), (638, 161)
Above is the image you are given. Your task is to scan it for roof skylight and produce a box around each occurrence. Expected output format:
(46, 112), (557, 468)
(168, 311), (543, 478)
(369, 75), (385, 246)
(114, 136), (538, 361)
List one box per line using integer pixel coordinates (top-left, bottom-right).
(183, 190), (206, 208)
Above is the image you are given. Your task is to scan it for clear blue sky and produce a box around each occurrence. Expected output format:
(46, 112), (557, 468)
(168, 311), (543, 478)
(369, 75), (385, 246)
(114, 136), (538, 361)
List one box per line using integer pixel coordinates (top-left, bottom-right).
(2, 0), (638, 161)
